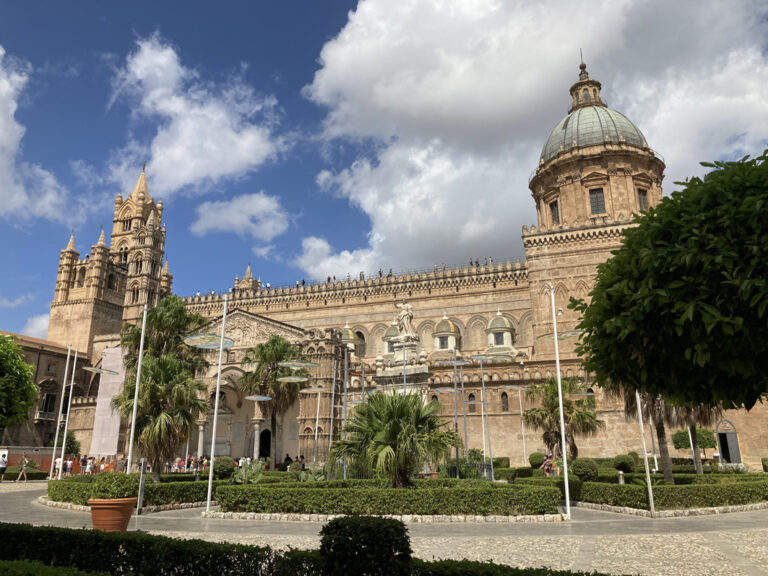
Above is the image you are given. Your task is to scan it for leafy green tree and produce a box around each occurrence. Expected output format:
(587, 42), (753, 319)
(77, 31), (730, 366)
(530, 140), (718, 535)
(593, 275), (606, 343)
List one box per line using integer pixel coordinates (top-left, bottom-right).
(112, 354), (208, 481)
(240, 335), (304, 464)
(672, 428), (717, 457)
(48, 429), (81, 458)
(522, 377), (605, 459)
(0, 335), (37, 440)
(331, 392), (460, 488)
(572, 151), (768, 410)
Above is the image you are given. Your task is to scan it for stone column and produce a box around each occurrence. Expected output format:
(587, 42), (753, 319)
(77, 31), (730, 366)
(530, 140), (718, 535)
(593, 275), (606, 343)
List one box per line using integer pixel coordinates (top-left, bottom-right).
(197, 423), (205, 458)
(252, 420), (262, 460)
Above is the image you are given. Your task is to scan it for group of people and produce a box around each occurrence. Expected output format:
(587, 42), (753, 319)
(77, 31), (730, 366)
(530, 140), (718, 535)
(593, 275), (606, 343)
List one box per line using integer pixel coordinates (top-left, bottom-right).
(0, 452), (29, 482)
(283, 454), (306, 470)
(53, 455), (109, 478)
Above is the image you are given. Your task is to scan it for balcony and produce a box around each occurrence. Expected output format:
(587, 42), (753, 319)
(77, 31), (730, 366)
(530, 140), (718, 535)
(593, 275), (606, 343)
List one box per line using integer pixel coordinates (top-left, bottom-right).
(34, 411), (57, 422)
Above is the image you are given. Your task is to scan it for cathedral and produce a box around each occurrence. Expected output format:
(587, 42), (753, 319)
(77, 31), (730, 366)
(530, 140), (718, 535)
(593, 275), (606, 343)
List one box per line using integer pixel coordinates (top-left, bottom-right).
(11, 64), (762, 470)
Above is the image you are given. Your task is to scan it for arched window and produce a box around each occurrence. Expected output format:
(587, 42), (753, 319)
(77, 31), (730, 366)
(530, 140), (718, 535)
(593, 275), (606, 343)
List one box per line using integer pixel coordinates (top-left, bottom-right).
(119, 246), (128, 264)
(431, 395), (438, 404)
(122, 220), (130, 231)
(593, 88), (597, 100)
(582, 88), (590, 102)
(135, 255), (142, 274)
(501, 392), (509, 412)
(77, 268), (85, 287)
(147, 289), (155, 305)
(151, 259), (158, 276)
(355, 331), (366, 357)
(131, 286), (139, 304)
(139, 235), (146, 245)
(585, 387), (596, 409)
(387, 340), (395, 354)
(107, 274), (116, 290)
(468, 393), (476, 413)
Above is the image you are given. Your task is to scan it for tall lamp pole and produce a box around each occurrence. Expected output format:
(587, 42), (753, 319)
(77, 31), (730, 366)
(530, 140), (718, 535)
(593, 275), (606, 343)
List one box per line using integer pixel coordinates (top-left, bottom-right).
(58, 348), (78, 480)
(548, 283), (570, 519)
(49, 344), (71, 479)
(126, 304), (148, 474)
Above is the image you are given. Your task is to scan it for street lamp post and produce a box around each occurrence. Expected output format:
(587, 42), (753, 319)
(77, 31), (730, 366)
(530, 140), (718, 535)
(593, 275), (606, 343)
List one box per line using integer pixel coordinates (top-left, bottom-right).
(126, 304), (148, 474)
(244, 395), (272, 463)
(635, 390), (655, 514)
(469, 355), (500, 482)
(548, 284), (570, 519)
(49, 344), (71, 479)
(184, 293), (235, 514)
(435, 354), (470, 478)
(58, 348), (78, 480)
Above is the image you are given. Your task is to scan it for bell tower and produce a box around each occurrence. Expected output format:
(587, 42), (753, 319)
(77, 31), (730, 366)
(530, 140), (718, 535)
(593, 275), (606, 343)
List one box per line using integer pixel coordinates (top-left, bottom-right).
(111, 166), (169, 324)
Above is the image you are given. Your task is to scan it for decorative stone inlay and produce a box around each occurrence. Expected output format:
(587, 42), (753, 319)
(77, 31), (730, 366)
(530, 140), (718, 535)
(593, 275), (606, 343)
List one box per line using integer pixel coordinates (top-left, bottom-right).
(200, 511), (567, 523)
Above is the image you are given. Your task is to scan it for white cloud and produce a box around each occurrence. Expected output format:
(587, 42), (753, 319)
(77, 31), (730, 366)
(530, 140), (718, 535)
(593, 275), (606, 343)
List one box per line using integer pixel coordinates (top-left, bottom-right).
(21, 314), (49, 339)
(0, 293), (33, 308)
(297, 0), (768, 278)
(108, 34), (284, 198)
(0, 46), (80, 225)
(190, 191), (292, 249)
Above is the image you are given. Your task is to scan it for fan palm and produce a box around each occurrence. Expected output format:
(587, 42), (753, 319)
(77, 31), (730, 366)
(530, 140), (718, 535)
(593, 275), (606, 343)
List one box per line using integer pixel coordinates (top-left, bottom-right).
(239, 335), (304, 465)
(112, 354), (208, 481)
(523, 377), (605, 459)
(331, 392), (460, 488)
(623, 392), (681, 484)
(677, 403), (723, 474)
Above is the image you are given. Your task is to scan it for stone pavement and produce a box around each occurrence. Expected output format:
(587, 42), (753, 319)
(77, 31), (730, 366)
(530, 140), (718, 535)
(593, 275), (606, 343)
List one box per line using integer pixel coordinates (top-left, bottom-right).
(1, 483), (767, 576)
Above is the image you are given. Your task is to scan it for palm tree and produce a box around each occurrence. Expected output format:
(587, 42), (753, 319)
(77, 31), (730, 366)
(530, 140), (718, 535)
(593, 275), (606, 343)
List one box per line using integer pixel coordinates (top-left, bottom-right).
(112, 354), (208, 481)
(331, 392), (460, 488)
(523, 377), (605, 459)
(623, 392), (680, 484)
(677, 404), (723, 474)
(239, 335), (304, 466)
(121, 295), (207, 376)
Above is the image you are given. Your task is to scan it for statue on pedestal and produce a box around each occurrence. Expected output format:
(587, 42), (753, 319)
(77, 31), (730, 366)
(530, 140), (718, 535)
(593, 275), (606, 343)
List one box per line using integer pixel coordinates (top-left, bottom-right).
(394, 299), (419, 343)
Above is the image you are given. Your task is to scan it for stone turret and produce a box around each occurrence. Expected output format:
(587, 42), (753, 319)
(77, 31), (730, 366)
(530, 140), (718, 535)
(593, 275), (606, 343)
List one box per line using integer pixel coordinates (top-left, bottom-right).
(160, 260), (173, 296)
(54, 233), (79, 302)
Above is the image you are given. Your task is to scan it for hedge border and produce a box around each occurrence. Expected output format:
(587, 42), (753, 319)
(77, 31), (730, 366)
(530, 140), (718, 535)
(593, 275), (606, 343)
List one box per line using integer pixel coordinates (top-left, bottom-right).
(202, 511), (566, 523)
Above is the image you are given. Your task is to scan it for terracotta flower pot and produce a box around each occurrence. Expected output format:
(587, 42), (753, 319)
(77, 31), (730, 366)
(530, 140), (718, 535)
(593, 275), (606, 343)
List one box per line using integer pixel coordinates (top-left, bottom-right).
(88, 497), (137, 532)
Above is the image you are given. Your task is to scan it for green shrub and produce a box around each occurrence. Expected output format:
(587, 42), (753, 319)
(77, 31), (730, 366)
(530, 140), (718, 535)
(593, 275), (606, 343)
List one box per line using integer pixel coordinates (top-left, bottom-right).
(1, 471), (49, 481)
(654, 481), (768, 510)
(213, 456), (237, 480)
(513, 477), (583, 501)
(492, 457), (510, 469)
(411, 558), (614, 575)
(580, 482), (648, 509)
(90, 473), (139, 499)
(0, 522), (273, 575)
(48, 481), (92, 505)
(0, 560), (108, 576)
(61, 475), (97, 483)
(143, 480), (229, 506)
(159, 473), (197, 482)
(528, 452), (546, 469)
(762, 458), (768, 473)
(514, 467), (533, 478)
(319, 517), (411, 576)
(612, 454), (634, 473)
(627, 452), (640, 465)
(216, 484), (561, 516)
(570, 459), (599, 482)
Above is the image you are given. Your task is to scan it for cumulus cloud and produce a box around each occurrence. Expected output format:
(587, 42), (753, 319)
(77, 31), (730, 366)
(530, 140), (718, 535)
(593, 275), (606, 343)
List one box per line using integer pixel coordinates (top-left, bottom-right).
(0, 46), (80, 225)
(0, 293), (33, 308)
(190, 191), (292, 251)
(21, 314), (49, 339)
(297, 0), (768, 278)
(107, 34), (284, 197)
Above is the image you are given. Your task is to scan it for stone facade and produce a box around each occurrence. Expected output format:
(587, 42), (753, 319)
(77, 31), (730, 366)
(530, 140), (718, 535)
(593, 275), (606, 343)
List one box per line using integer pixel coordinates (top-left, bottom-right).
(34, 64), (768, 471)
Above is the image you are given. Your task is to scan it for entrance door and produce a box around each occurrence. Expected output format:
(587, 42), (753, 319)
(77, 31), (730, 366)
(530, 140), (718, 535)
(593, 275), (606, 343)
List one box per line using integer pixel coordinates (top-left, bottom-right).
(718, 432), (741, 463)
(259, 429), (271, 460)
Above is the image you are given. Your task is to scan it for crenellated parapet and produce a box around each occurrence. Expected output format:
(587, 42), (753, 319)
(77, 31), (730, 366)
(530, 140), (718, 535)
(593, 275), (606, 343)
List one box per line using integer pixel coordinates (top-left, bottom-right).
(182, 259), (528, 313)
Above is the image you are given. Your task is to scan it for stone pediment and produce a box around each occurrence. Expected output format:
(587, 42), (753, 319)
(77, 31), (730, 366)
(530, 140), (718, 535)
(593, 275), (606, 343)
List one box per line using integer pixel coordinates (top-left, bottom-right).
(201, 309), (305, 350)
(580, 171), (608, 187)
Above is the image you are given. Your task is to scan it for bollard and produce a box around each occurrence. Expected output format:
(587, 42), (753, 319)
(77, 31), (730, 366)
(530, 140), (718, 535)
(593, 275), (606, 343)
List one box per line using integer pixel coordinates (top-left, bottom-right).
(618, 470), (625, 485)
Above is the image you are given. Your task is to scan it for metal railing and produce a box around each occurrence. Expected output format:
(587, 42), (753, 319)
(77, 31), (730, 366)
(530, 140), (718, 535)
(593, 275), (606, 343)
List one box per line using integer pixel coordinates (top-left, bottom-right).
(34, 411), (57, 421)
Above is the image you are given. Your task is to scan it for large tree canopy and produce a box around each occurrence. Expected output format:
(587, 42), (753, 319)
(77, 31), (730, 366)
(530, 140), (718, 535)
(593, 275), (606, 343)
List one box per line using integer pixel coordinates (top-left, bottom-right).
(0, 335), (37, 436)
(572, 151), (768, 410)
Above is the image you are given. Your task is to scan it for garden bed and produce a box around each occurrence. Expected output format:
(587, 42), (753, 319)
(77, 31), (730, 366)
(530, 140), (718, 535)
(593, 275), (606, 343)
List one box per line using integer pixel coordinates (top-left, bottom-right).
(47, 479), (231, 507)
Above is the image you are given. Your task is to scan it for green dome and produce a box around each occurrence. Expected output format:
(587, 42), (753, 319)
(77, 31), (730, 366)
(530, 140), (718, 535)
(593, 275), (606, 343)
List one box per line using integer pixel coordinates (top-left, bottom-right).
(540, 105), (648, 164)
(486, 312), (513, 333)
(383, 323), (400, 341)
(433, 315), (460, 337)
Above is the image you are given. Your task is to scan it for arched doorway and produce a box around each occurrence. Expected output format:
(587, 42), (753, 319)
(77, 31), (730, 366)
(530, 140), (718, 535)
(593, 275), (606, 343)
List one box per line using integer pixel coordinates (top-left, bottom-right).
(259, 429), (271, 460)
(715, 419), (741, 464)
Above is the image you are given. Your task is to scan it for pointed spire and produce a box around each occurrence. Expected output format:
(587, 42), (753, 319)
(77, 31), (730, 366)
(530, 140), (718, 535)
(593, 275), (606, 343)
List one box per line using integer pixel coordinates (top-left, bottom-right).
(131, 168), (150, 201)
(147, 210), (156, 228)
(243, 263), (253, 280)
(162, 260), (170, 274)
(97, 228), (106, 246)
(65, 232), (75, 251)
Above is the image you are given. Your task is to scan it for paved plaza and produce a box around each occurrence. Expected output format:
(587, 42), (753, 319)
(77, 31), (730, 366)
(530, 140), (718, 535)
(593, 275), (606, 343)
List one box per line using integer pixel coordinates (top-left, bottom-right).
(1, 482), (766, 575)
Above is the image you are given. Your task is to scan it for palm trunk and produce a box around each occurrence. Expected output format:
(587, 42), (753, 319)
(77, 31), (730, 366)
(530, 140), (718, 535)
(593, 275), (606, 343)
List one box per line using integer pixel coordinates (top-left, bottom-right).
(655, 421), (674, 484)
(689, 425), (703, 474)
(270, 411), (277, 470)
(151, 458), (161, 483)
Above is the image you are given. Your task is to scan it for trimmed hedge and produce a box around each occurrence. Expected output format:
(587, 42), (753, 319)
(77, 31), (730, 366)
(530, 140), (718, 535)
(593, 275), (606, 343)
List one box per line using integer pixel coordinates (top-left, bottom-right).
(2, 471), (49, 481)
(612, 454), (634, 473)
(216, 484), (561, 516)
(411, 559), (612, 575)
(0, 522), (275, 575)
(492, 457), (510, 469)
(0, 560), (107, 576)
(528, 452), (546, 469)
(512, 477), (583, 500)
(654, 482), (768, 510)
(762, 458), (768, 473)
(48, 479), (231, 506)
(570, 459), (599, 482)
(580, 482), (648, 509)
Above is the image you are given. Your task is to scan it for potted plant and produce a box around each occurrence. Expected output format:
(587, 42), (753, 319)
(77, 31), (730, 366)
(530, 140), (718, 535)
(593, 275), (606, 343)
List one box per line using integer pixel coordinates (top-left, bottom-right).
(88, 472), (139, 532)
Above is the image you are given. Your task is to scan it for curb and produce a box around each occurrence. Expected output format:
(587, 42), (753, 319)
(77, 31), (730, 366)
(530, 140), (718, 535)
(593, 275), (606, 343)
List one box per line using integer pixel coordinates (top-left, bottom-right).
(573, 500), (768, 517)
(201, 511), (567, 523)
(39, 496), (213, 515)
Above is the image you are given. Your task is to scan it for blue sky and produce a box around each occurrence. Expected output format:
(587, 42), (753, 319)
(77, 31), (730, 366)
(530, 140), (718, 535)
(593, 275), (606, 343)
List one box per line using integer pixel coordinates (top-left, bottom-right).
(2, 1), (767, 338)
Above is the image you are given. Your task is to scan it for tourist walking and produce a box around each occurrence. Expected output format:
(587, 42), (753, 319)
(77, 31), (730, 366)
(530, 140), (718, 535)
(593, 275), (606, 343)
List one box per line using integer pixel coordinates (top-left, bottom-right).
(0, 453), (7, 481)
(16, 454), (29, 482)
